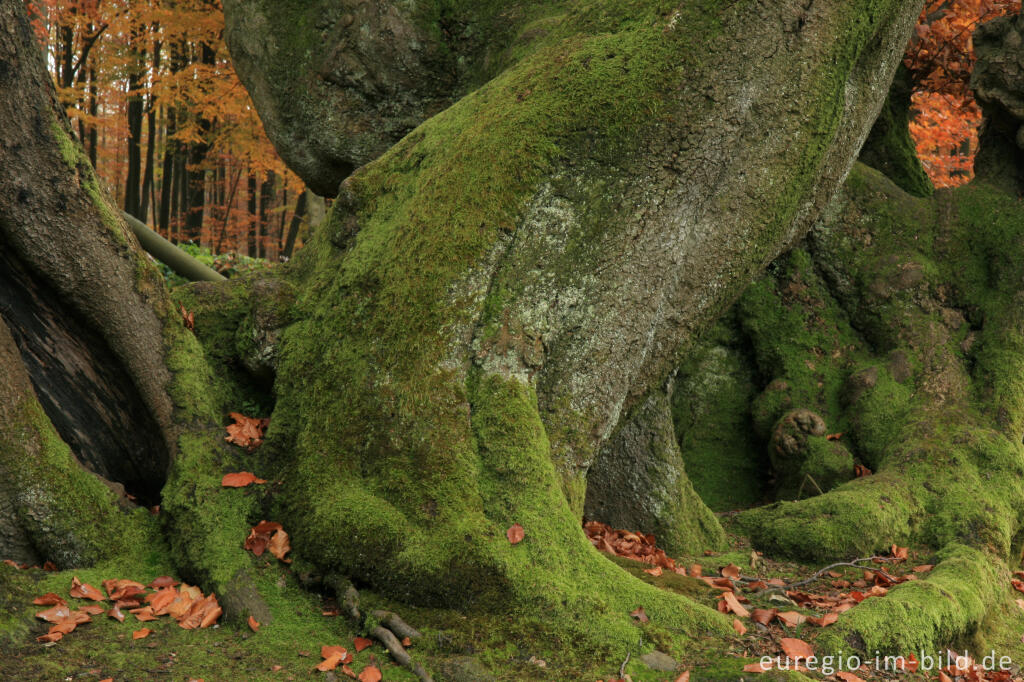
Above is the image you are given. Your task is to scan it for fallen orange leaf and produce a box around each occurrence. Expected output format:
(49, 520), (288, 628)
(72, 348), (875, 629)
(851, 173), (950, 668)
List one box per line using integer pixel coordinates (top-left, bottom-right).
(35, 605), (72, 623)
(133, 628), (152, 640)
(780, 637), (813, 661)
(108, 606), (125, 623)
(913, 564), (934, 573)
(225, 412), (268, 449)
(836, 672), (865, 682)
(674, 673), (690, 682)
(751, 608), (777, 625)
(269, 529), (292, 563)
(221, 471), (268, 488)
(732, 618), (746, 635)
(776, 611), (807, 627)
(148, 576), (179, 589)
(32, 593), (65, 606)
(401, 636), (411, 647)
(808, 612), (838, 627)
(506, 523), (525, 544)
(322, 645), (350, 661)
(644, 566), (662, 577)
(720, 564), (741, 580)
(78, 604), (106, 615)
(722, 591), (749, 618)
(340, 664), (358, 679)
(358, 666), (382, 682)
(129, 607), (157, 622)
(630, 606), (649, 623)
(743, 662), (769, 673)
(36, 631), (63, 643)
(316, 653), (343, 672)
(69, 576), (104, 601)
(248, 615), (260, 632)
(353, 636), (373, 652)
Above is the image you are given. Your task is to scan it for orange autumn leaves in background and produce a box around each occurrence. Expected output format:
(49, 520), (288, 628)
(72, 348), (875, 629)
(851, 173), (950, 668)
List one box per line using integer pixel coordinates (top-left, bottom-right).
(906, 0), (1021, 187)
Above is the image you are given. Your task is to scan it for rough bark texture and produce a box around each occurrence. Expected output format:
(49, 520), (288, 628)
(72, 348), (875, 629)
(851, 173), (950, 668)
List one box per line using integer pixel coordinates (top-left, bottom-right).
(583, 384), (726, 556)
(222, 0), (926, 652)
(972, 12), (1024, 194)
(0, 0), (267, 621)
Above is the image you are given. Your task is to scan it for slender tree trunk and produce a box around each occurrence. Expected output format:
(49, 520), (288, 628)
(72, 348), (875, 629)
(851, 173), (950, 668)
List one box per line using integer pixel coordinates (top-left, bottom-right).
(139, 37), (161, 222)
(124, 43), (145, 219)
(280, 189), (306, 260)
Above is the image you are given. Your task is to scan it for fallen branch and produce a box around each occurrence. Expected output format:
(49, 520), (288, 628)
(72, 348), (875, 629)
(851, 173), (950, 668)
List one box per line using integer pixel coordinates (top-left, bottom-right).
(757, 557), (896, 593)
(337, 581), (433, 681)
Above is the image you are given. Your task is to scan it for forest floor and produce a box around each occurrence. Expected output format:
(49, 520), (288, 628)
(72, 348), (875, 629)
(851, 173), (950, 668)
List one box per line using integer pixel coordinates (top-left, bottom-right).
(3, 513), (1022, 682)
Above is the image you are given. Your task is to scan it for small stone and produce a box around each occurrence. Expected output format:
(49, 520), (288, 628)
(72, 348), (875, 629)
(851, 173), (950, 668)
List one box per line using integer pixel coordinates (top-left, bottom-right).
(640, 651), (678, 672)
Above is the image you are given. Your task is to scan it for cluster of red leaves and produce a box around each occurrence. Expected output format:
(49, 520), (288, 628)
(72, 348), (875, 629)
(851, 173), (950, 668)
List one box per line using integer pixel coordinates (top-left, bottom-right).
(225, 412), (269, 450)
(584, 520), (685, 572)
(904, 0), (1021, 187)
(33, 575), (221, 643)
(244, 520), (292, 563)
(3, 558), (57, 571)
(315, 641), (382, 680)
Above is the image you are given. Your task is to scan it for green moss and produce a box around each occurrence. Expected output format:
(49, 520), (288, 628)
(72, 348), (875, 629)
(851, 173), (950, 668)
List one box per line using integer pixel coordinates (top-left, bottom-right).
(816, 544), (1003, 655)
(858, 65), (934, 198)
(673, 319), (768, 511)
(49, 118), (127, 245)
(0, 393), (148, 568)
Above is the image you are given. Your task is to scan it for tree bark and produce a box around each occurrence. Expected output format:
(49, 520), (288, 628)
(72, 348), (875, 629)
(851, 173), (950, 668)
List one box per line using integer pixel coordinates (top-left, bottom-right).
(1, 0), (945, 666)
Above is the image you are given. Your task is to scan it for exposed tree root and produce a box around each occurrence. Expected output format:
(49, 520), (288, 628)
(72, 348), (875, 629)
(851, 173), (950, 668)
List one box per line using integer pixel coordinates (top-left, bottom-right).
(338, 580), (432, 682)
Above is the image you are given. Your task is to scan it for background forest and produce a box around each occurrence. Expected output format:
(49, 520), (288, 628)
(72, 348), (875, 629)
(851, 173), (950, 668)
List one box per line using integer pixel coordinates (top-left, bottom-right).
(23, 0), (1022, 266)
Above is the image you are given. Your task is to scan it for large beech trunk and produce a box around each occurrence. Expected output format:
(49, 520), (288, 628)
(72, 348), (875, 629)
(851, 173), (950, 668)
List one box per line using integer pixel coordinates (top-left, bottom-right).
(0, 0), (948, 661)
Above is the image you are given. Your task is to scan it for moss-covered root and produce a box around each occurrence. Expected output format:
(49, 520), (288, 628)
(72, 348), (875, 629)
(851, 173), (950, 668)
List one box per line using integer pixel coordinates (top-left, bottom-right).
(282, 371), (730, 654)
(0, 317), (144, 568)
(584, 386), (727, 556)
(160, 428), (273, 626)
(816, 544), (1005, 656)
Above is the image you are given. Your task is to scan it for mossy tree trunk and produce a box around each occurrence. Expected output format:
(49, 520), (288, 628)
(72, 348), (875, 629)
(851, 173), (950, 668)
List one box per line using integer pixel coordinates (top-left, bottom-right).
(0, 0), (927, 659)
(672, 13), (1024, 656)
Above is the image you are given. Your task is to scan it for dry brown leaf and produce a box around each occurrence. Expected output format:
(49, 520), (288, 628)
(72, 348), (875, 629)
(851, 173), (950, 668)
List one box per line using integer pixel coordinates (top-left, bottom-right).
(340, 664), (358, 679)
(35, 605), (72, 623)
(780, 637), (813, 660)
(674, 673), (690, 682)
(148, 587), (178, 613)
(353, 636), (373, 652)
(720, 564), (741, 580)
(225, 413), (267, 449)
(743, 662), (769, 673)
(629, 606), (649, 623)
(316, 653), (343, 672)
(732, 618), (746, 635)
(358, 666), (382, 682)
(722, 591), (749, 618)
(751, 608), (777, 625)
(836, 672), (866, 682)
(148, 576), (179, 589)
(78, 604), (106, 615)
(890, 544), (909, 561)
(913, 564), (934, 573)
(401, 636), (412, 647)
(506, 523), (525, 545)
(32, 593), (65, 606)
(36, 631), (63, 643)
(129, 607), (157, 622)
(776, 611), (807, 627)
(108, 606), (125, 623)
(132, 628), (152, 640)
(221, 472), (268, 488)
(269, 529), (292, 562)
(644, 566), (662, 577)
(248, 615), (260, 632)
(69, 576), (104, 601)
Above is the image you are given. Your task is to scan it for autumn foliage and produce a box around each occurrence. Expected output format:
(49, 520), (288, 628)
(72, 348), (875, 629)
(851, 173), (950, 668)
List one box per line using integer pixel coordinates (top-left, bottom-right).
(905, 0), (1021, 187)
(24, 0), (310, 260)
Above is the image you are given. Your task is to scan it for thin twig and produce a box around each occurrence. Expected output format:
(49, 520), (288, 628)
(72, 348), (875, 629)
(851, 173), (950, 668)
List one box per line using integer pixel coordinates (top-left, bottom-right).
(759, 557), (896, 593)
(619, 651), (631, 678)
